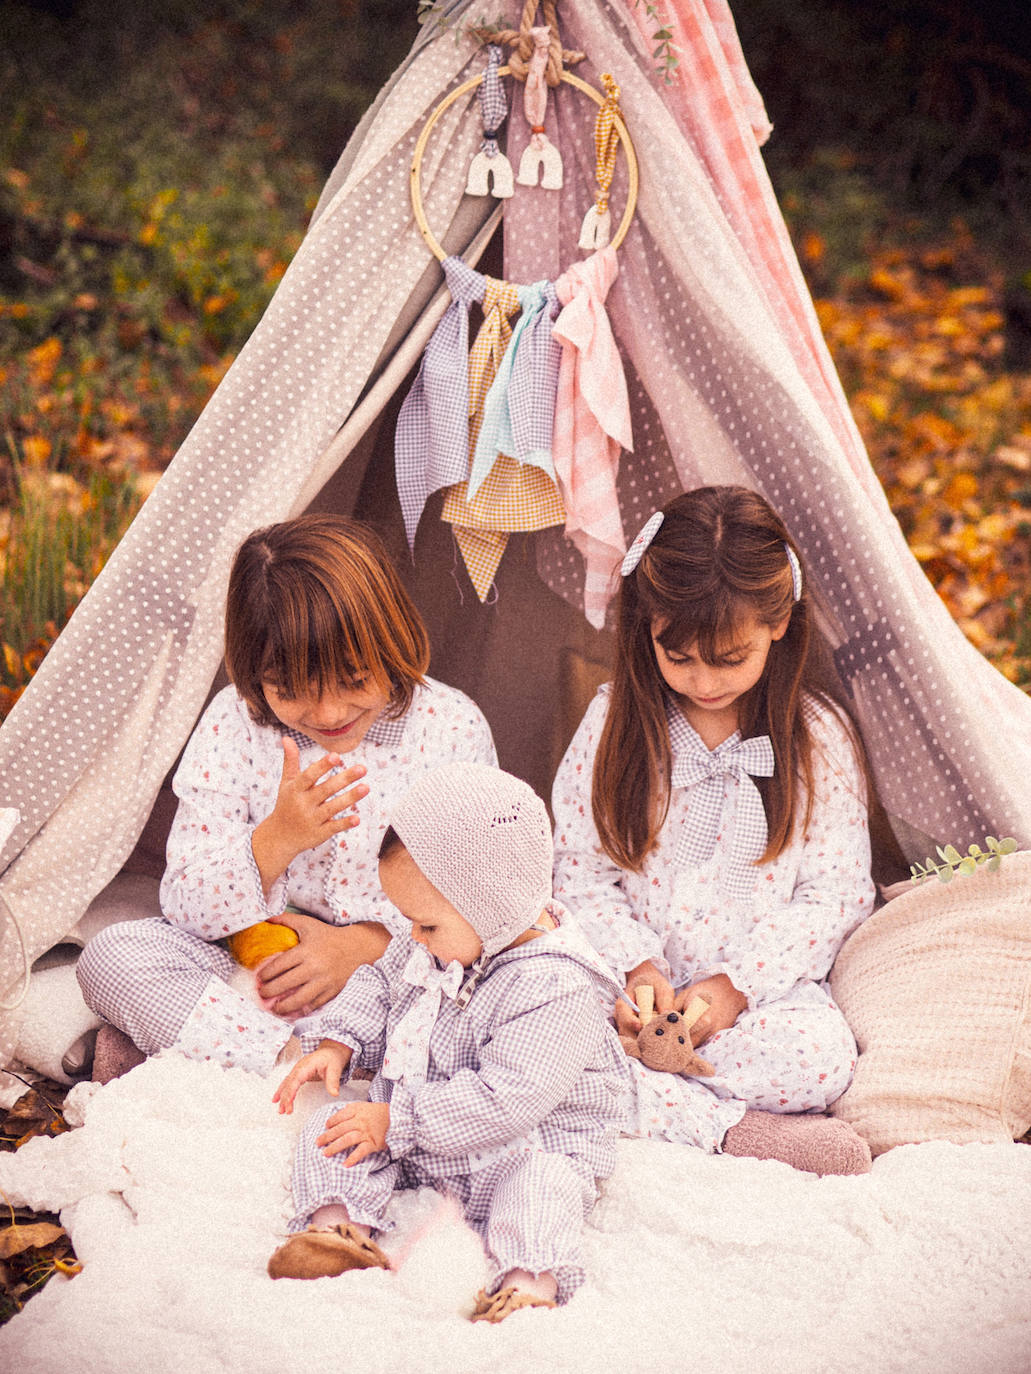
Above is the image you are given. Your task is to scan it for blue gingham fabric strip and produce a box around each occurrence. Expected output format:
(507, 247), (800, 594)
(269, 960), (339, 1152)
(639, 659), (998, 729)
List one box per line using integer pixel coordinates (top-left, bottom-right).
(468, 279), (561, 498)
(667, 702), (775, 898)
(479, 44), (507, 157)
(394, 256), (486, 549)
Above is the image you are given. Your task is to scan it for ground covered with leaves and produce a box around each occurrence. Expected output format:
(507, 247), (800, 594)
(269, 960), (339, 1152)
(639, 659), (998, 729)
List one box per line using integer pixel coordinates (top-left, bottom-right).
(0, 1080), (78, 1324)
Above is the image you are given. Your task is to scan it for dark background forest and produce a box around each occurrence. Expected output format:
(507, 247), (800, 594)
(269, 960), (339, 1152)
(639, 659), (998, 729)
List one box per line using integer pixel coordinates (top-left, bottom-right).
(2, 0), (1031, 711)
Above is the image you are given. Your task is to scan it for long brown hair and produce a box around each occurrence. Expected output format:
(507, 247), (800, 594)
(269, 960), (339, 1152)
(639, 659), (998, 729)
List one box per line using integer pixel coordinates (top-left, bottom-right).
(593, 486), (865, 870)
(225, 513), (430, 728)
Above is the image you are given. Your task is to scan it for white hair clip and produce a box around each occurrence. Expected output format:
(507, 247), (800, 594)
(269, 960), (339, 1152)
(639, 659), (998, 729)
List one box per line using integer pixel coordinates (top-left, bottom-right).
(621, 511), (664, 576)
(784, 542), (803, 602)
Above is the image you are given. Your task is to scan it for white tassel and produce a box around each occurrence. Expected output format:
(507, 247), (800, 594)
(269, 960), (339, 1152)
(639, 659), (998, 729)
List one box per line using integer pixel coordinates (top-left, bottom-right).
(578, 204), (611, 250)
(516, 140), (563, 190)
(465, 150), (515, 199)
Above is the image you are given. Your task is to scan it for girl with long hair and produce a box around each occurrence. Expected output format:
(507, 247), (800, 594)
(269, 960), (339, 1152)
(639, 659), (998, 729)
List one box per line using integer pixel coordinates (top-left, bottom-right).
(552, 486), (875, 1174)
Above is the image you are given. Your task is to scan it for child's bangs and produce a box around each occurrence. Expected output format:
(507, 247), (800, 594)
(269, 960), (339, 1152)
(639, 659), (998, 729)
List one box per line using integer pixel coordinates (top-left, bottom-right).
(258, 583), (395, 701)
(651, 583), (749, 666)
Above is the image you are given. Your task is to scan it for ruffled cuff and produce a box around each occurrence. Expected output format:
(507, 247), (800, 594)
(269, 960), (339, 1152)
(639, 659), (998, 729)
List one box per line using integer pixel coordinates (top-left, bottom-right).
(384, 1083), (416, 1160)
(245, 833), (288, 919)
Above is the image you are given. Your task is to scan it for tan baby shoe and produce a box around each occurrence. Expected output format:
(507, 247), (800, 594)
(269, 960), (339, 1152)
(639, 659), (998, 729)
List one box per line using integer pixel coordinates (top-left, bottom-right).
(267, 1223), (390, 1280)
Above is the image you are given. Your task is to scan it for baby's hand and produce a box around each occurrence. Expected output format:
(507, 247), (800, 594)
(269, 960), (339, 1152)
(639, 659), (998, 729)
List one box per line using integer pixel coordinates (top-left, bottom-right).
(273, 1040), (352, 1114)
(318, 1100), (390, 1166)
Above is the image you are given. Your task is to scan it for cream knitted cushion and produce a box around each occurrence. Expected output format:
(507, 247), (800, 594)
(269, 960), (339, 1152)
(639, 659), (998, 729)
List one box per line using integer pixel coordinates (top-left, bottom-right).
(829, 850), (1031, 1155)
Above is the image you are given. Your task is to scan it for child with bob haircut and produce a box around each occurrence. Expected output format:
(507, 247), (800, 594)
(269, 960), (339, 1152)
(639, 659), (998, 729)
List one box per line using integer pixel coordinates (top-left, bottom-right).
(553, 486), (875, 1175)
(77, 514), (496, 1076)
(267, 762), (630, 1324)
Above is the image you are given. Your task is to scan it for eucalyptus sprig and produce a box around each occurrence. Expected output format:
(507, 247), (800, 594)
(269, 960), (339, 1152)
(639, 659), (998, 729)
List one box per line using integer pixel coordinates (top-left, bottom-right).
(909, 835), (1017, 884)
(634, 1), (679, 84)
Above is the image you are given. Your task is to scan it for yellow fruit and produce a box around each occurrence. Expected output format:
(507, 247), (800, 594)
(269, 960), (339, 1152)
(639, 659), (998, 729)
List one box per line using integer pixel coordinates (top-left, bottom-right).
(227, 920), (299, 969)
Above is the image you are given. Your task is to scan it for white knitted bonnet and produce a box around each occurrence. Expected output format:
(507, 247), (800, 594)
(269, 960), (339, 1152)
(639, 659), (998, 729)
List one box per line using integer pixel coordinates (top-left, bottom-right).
(390, 763), (553, 958)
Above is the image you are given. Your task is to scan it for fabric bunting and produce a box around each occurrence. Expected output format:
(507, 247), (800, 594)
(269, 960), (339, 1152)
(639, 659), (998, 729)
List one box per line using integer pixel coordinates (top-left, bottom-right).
(394, 256), (486, 550)
(469, 279), (561, 499)
(551, 246), (632, 629)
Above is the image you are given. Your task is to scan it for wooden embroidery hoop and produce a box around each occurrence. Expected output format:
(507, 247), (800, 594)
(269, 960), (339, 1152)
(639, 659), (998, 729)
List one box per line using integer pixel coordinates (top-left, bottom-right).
(410, 66), (639, 263)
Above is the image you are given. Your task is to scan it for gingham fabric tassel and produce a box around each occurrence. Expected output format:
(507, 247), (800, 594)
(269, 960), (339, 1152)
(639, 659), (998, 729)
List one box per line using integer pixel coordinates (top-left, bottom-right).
(466, 45), (514, 199)
(579, 73), (622, 249)
(516, 27), (563, 189)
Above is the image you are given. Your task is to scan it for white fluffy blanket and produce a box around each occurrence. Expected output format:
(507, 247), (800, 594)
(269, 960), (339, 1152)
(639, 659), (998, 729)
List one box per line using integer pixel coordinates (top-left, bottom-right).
(1, 1053), (1029, 1374)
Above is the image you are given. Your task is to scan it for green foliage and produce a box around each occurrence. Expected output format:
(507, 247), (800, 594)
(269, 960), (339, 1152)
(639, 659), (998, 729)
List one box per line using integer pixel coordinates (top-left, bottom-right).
(633, 2), (679, 83)
(0, 454), (145, 715)
(909, 835), (1018, 884)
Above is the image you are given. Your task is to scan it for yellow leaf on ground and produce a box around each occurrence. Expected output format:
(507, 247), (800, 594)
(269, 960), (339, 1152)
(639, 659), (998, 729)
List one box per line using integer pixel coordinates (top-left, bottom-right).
(0, 1222), (65, 1258)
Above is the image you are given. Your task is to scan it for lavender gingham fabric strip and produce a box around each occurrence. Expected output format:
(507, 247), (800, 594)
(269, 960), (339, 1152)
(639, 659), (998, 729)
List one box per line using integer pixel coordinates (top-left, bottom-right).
(479, 44), (507, 157)
(394, 256), (486, 549)
(667, 703), (775, 898)
(469, 280), (561, 501)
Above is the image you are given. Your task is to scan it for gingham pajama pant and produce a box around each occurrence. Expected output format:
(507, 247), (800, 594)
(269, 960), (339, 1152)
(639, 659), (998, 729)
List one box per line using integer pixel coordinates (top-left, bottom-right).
(289, 1098), (599, 1304)
(76, 916), (293, 1074)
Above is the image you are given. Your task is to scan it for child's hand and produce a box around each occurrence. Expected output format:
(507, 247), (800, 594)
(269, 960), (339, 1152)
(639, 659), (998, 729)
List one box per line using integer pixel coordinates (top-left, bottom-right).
(258, 915), (390, 1015)
(675, 974), (747, 1046)
(273, 1040), (352, 1114)
(615, 960), (676, 1036)
(252, 737), (369, 894)
(317, 1101), (390, 1166)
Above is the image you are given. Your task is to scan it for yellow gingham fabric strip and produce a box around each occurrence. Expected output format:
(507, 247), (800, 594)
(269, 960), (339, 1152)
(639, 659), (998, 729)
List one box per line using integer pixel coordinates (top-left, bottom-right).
(442, 274), (565, 600)
(467, 276), (520, 454)
(593, 74), (622, 216)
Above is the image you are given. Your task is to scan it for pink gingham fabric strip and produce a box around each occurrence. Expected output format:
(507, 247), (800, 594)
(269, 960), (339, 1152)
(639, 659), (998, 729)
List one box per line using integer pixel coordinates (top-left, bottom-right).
(551, 246), (631, 628)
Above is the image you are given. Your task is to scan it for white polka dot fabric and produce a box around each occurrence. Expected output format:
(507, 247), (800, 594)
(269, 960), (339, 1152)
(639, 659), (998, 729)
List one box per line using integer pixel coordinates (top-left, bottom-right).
(0, 21), (498, 1064)
(2, 0), (1031, 1071)
(506, 0), (1031, 861)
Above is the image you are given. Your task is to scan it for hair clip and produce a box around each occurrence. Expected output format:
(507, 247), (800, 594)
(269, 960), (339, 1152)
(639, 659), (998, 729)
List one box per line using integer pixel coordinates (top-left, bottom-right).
(784, 542), (803, 602)
(621, 511), (664, 576)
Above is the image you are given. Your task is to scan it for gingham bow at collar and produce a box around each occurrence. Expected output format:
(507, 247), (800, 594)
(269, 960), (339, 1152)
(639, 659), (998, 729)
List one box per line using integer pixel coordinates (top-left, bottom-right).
(670, 732), (776, 899)
(381, 944), (465, 1085)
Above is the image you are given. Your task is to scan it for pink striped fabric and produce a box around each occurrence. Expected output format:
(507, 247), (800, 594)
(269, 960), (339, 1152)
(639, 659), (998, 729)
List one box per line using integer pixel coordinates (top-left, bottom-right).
(625, 0), (875, 487)
(551, 246), (632, 629)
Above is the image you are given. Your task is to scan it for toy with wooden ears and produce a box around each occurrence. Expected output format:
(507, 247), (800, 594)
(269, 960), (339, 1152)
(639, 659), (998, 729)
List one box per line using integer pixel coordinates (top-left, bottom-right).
(621, 985), (715, 1077)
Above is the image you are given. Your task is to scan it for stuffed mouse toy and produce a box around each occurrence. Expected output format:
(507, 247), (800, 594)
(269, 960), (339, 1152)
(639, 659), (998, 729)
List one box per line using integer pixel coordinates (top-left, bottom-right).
(620, 988), (715, 1077)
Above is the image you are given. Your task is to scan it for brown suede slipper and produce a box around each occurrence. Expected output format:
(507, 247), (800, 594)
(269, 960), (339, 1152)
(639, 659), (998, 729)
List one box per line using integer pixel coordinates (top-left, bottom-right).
(470, 1286), (557, 1324)
(267, 1223), (391, 1280)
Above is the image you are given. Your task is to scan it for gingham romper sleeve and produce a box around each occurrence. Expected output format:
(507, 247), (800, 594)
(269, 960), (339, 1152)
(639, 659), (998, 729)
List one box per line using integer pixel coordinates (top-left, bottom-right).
(386, 962), (610, 1160)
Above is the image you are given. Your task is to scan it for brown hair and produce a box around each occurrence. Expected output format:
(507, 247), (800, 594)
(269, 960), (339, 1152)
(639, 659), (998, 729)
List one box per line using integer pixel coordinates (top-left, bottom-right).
(224, 513), (430, 729)
(592, 486), (867, 870)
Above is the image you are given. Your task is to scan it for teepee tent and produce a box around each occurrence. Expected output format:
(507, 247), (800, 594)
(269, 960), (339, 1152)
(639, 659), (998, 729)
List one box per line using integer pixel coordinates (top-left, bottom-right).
(2, 0), (1030, 1077)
